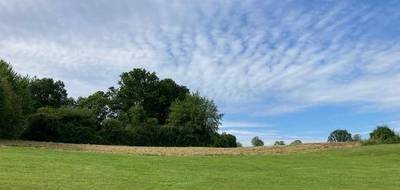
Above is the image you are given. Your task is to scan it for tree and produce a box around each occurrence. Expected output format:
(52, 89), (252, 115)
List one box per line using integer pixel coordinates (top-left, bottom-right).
(274, 141), (285, 146)
(29, 78), (68, 110)
(0, 60), (34, 115)
(116, 68), (160, 117)
(251, 136), (264, 147)
(370, 126), (397, 143)
(167, 93), (223, 146)
(77, 91), (113, 122)
(328, 129), (352, 142)
(290, 140), (302, 145)
(214, 133), (237, 147)
(156, 79), (188, 124)
(115, 69), (189, 124)
(0, 78), (23, 138)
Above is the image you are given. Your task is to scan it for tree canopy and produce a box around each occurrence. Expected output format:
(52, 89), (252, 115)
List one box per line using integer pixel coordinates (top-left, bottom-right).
(0, 60), (237, 147)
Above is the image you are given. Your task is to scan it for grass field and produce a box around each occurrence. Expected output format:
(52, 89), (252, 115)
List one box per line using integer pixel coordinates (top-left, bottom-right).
(0, 142), (399, 190)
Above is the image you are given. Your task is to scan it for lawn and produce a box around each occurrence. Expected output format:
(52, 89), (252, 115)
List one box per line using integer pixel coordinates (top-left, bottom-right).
(0, 144), (399, 190)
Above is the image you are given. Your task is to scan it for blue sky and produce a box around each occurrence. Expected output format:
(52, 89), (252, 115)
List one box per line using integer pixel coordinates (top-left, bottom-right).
(1, 0), (400, 145)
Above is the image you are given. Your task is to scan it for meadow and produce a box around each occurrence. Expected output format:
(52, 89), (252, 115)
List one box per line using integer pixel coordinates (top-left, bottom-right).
(1, 142), (399, 190)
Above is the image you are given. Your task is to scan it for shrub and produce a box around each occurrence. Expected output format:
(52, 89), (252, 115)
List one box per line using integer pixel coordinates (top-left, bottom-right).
(251, 136), (264, 147)
(22, 108), (99, 144)
(328, 129), (352, 142)
(369, 126), (397, 143)
(97, 119), (132, 145)
(214, 133), (237, 147)
(290, 140), (302, 145)
(274, 141), (285, 146)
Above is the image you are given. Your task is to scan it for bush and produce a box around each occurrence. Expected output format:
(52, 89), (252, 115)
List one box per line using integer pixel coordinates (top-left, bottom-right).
(369, 126), (397, 143)
(290, 140), (302, 145)
(214, 133), (237, 147)
(328, 129), (352, 142)
(274, 141), (285, 146)
(97, 119), (132, 145)
(251, 136), (264, 147)
(22, 108), (99, 144)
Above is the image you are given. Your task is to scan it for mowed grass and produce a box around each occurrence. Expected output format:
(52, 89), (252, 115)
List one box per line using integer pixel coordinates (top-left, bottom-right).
(0, 144), (399, 190)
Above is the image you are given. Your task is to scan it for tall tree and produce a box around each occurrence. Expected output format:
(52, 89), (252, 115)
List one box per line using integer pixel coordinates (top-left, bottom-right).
(115, 69), (189, 124)
(29, 78), (68, 110)
(167, 93), (223, 146)
(0, 78), (23, 138)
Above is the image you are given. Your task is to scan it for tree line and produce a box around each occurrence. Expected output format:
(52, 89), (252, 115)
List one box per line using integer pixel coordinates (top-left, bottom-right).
(0, 59), (238, 147)
(249, 126), (400, 147)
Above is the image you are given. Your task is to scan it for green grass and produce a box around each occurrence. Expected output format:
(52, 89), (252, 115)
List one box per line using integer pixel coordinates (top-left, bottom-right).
(1, 144), (399, 190)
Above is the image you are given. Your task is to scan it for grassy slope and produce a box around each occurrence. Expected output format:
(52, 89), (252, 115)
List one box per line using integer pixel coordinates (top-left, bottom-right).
(0, 144), (399, 190)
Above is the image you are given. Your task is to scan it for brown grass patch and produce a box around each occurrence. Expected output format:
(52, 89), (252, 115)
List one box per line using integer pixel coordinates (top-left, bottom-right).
(0, 140), (360, 156)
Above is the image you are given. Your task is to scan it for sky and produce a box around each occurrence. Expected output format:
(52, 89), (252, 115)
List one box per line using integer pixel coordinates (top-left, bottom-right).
(1, 0), (400, 145)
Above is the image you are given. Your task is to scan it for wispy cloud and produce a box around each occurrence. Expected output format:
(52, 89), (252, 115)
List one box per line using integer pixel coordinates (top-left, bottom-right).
(1, 0), (400, 141)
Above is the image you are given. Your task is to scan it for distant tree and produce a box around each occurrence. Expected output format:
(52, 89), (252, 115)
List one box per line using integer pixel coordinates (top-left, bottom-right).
(328, 129), (352, 142)
(290, 140), (302, 145)
(370, 126), (397, 143)
(251, 136), (264, 147)
(167, 93), (223, 146)
(236, 142), (243, 147)
(352, 134), (362, 142)
(29, 78), (68, 110)
(274, 141), (285, 146)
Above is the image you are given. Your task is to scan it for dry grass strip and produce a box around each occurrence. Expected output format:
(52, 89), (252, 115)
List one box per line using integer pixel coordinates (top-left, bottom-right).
(0, 140), (360, 156)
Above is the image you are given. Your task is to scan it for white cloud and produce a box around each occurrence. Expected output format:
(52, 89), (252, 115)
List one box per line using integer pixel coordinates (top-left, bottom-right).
(0, 0), (399, 117)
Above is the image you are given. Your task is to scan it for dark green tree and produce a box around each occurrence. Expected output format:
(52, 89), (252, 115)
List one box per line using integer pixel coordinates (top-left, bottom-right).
(0, 78), (23, 138)
(77, 91), (113, 122)
(370, 126), (397, 143)
(115, 69), (188, 124)
(251, 136), (264, 147)
(290, 140), (302, 145)
(274, 141), (285, 146)
(29, 78), (68, 110)
(167, 93), (223, 146)
(214, 133), (237, 147)
(328, 129), (352, 142)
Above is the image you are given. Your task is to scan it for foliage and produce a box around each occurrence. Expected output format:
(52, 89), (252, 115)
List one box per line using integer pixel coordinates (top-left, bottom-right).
(77, 91), (113, 122)
(328, 129), (352, 142)
(115, 69), (188, 125)
(21, 108), (99, 143)
(0, 78), (23, 138)
(274, 141), (285, 146)
(29, 78), (68, 110)
(0, 59), (235, 147)
(167, 93), (223, 146)
(97, 118), (132, 145)
(214, 133), (237, 147)
(369, 125), (397, 143)
(251, 136), (264, 147)
(290, 140), (302, 145)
